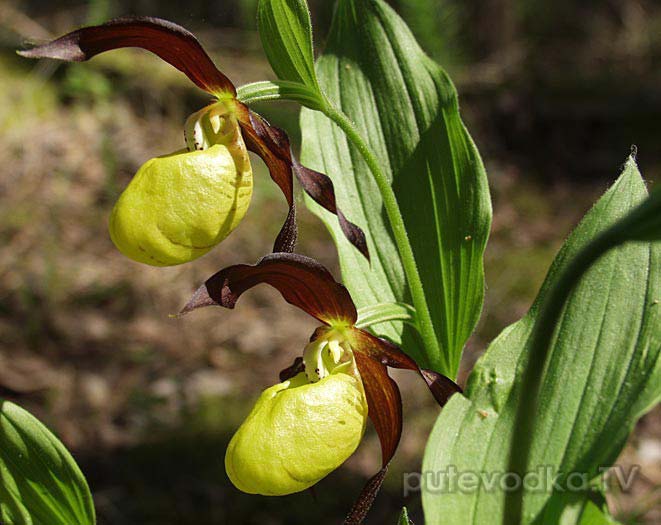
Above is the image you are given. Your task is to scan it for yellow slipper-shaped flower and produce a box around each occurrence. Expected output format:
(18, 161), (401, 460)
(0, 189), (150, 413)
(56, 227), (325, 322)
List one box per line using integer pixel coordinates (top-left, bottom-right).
(225, 365), (367, 496)
(109, 107), (253, 266)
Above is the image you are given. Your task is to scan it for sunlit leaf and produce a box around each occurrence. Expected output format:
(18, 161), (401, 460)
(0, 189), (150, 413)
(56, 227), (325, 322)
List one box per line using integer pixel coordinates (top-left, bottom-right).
(0, 401), (95, 525)
(300, 0), (491, 375)
(422, 157), (660, 524)
(257, 0), (321, 94)
(533, 492), (620, 525)
(604, 186), (661, 243)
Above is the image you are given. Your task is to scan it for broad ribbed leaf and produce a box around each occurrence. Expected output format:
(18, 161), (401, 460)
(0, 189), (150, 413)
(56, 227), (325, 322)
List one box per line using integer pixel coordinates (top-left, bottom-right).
(0, 401), (95, 525)
(257, 0), (321, 93)
(422, 158), (660, 524)
(300, 0), (491, 375)
(533, 492), (620, 525)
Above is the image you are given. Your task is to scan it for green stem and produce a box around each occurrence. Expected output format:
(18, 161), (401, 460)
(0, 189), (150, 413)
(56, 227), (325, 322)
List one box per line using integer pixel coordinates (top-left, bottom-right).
(238, 81), (447, 374)
(237, 81), (325, 111)
(321, 103), (446, 374)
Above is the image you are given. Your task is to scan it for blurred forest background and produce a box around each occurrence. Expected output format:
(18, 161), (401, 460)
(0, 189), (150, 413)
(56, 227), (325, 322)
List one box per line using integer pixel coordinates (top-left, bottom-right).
(0, 0), (659, 523)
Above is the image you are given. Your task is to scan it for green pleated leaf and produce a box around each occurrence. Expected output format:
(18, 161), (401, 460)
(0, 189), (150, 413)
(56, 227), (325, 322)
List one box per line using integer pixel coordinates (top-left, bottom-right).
(422, 157), (660, 524)
(575, 501), (620, 525)
(534, 492), (620, 525)
(604, 186), (661, 243)
(300, 0), (491, 375)
(0, 401), (95, 525)
(257, 0), (321, 95)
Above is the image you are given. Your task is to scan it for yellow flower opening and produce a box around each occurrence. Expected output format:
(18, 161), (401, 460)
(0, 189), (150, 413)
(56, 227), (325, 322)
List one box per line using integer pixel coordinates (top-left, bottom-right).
(225, 334), (367, 496)
(109, 104), (253, 266)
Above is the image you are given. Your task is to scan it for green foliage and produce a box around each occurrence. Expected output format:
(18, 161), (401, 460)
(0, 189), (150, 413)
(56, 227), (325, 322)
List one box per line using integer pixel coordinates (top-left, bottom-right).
(299, 0), (491, 375)
(506, 157), (661, 523)
(237, 80), (325, 111)
(257, 0), (320, 92)
(603, 186), (661, 242)
(533, 492), (620, 525)
(397, 0), (468, 69)
(0, 401), (95, 525)
(422, 158), (660, 524)
(355, 302), (417, 330)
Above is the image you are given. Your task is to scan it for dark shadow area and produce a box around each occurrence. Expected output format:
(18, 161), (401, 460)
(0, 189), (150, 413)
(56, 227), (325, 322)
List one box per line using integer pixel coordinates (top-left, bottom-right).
(80, 422), (421, 525)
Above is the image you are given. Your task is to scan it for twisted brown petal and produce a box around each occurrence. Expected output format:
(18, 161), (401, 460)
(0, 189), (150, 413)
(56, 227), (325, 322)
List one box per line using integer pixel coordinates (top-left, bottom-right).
(293, 161), (369, 260)
(354, 352), (402, 468)
(346, 329), (461, 523)
(180, 253), (357, 326)
(236, 105), (297, 252)
(350, 328), (462, 406)
(344, 466), (389, 525)
(345, 353), (401, 525)
(235, 104), (368, 258)
(18, 16), (235, 96)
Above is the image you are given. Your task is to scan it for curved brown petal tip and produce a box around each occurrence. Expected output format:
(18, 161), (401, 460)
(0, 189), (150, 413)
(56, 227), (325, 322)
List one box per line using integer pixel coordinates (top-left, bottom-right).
(19, 16), (235, 96)
(293, 161), (370, 260)
(344, 465), (389, 525)
(350, 328), (461, 406)
(180, 253), (357, 326)
(420, 369), (462, 407)
(236, 104), (368, 259)
(178, 284), (216, 317)
(273, 205), (297, 253)
(354, 352), (402, 468)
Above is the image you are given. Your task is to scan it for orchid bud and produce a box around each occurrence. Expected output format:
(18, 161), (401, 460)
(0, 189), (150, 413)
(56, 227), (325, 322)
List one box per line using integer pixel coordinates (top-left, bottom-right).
(109, 105), (253, 266)
(225, 345), (367, 496)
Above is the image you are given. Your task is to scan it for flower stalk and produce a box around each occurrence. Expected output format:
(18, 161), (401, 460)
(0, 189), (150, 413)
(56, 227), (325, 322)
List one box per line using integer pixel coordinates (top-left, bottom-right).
(320, 103), (445, 374)
(238, 80), (447, 374)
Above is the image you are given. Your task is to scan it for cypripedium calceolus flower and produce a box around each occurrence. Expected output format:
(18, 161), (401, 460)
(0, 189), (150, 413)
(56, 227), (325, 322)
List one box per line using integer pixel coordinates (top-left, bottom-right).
(19, 17), (368, 264)
(181, 253), (461, 524)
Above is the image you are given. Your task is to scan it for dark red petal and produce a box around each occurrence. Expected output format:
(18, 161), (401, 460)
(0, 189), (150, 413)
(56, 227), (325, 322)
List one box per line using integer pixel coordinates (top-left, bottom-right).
(346, 353), (402, 524)
(350, 328), (418, 370)
(236, 105), (296, 252)
(273, 206), (298, 254)
(346, 335), (460, 524)
(350, 328), (461, 406)
(292, 161), (369, 260)
(180, 253), (357, 326)
(354, 352), (402, 468)
(235, 103), (368, 258)
(18, 16), (235, 96)
(419, 368), (463, 407)
(344, 466), (388, 525)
